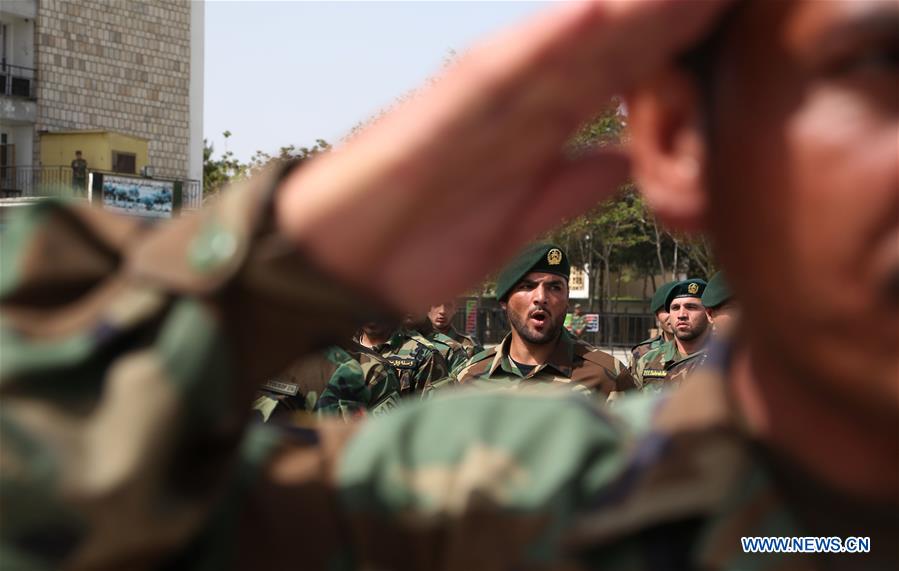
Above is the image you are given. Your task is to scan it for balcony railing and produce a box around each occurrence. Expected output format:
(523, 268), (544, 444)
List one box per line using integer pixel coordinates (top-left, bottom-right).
(0, 63), (37, 99)
(0, 166), (202, 211)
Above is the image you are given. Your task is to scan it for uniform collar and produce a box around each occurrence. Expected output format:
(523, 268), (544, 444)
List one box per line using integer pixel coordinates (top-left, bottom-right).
(488, 329), (575, 378)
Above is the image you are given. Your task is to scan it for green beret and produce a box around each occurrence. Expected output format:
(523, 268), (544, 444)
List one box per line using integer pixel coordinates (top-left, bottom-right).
(649, 280), (678, 314)
(665, 278), (708, 311)
(495, 243), (570, 301)
(701, 271), (732, 308)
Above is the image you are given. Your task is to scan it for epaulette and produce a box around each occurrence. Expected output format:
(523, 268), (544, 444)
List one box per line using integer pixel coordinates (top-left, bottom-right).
(630, 335), (660, 352)
(580, 346), (619, 368)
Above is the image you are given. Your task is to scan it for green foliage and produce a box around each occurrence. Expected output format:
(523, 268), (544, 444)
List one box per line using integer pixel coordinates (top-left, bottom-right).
(544, 102), (717, 310)
(202, 133), (331, 199)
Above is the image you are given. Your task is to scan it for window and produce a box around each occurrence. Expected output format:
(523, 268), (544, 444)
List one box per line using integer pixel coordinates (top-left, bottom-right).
(112, 151), (136, 174)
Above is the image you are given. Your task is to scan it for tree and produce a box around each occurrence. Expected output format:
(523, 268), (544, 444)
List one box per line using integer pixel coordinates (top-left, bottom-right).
(202, 133), (331, 200)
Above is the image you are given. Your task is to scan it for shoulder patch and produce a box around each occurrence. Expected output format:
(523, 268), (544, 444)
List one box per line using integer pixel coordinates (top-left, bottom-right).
(642, 368), (667, 378)
(387, 355), (417, 369)
(261, 379), (300, 396)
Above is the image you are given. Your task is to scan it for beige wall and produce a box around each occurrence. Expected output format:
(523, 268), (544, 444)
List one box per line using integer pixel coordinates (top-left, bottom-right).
(34, 0), (191, 179)
(40, 131), (148, 173)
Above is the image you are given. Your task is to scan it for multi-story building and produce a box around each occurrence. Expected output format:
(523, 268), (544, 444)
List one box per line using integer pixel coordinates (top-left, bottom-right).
(1, 0), (203, 203)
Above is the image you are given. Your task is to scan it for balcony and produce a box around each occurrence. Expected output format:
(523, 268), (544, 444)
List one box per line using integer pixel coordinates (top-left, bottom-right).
(0, 63), (36, 100)
(0, 165), (203, 211)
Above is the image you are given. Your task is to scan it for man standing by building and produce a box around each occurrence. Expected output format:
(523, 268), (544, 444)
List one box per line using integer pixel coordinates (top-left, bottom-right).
(634, 279), (709, 389)
(70, 150), (88, 195)
(453, 244), (634, 399)
(566, 303), (588, 339)
(628, 279), (677, 370)
(428, 300), (483, 358)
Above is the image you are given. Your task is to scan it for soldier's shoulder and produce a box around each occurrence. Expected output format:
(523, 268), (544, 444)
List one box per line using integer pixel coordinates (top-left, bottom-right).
(455, 346), (498, 382)
(402, 331), (439, 354)
(433, 331), (464, 351)
(638, 344), (666, 364)
(572, 339), (620, 370)
(630, 335), (660, 356)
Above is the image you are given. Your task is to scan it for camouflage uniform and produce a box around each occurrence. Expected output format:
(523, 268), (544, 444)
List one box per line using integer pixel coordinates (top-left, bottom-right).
(451, 329), (635, 400)
(439, 324), (483, 359)
(627, 333), (669, 372)
(417, 322), (470, 375)
(568, 312), (588, 338)
(364, 328), (449, 395)
(253, 343), (401, 422)
(1, 179), (896, 569)
(633, 338), (706, 390)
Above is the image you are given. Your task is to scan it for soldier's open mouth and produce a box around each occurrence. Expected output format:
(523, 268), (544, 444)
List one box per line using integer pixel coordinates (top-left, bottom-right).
(529, 310), (548, 326)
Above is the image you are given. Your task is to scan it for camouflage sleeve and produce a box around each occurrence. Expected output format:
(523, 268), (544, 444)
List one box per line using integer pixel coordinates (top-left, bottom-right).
(0, 164), (379, 569)
(413, 347), (449, 393)
(615, 358), (638, 393)
(316, 357), (400, 419)
(334, 391), (630, 569)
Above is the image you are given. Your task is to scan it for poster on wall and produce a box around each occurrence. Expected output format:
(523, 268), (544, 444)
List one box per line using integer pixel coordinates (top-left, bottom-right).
(89, 173), (182, 219)
(568, 265), (589, 299)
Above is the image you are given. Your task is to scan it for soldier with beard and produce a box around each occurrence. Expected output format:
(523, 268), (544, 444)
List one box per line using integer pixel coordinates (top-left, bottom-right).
(634, 279), (710, 389)
(453, 244), (635, 400)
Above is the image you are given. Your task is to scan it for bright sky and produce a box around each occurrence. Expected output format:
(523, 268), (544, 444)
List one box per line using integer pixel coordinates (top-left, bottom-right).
(204, 1), (547, 163)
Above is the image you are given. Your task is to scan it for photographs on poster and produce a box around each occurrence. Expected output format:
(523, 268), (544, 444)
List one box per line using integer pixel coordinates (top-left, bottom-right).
(96, 174), (178, 219)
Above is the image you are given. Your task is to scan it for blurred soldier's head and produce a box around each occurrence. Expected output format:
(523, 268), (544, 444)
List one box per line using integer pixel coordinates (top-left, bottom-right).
(702, 271), (739, 336)
(650, 280), (678, 337)
(361, 318), (400, 344)
(497, 244), (571, 346)
(629, 0), (899, 416)
(428, 300), (458, 333)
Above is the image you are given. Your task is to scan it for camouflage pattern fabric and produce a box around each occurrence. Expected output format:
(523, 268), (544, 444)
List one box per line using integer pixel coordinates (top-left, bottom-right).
(633, 339), (706, 390)
(316, 342), (402, 418)
(568, 313), (587, 337)
(0, 164), (373, 570)
(441, 325), (483, 359)
(424, 330), (469, 376)
(627, 333), (667, 372)
(365, 328), (449, 395)
(1, 180), (896, 568)
(253, 342), (401, 422)
(450, 329), (636, 400)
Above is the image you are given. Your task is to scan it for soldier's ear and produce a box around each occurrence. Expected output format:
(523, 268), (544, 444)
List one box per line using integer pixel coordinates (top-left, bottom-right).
(627, 68), (708, 234)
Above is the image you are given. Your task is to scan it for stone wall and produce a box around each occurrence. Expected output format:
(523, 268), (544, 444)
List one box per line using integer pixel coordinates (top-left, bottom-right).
(35, 0), (191, 179)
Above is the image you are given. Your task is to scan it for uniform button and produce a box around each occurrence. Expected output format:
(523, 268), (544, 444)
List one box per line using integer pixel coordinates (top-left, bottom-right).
(190, 225), (238, 272)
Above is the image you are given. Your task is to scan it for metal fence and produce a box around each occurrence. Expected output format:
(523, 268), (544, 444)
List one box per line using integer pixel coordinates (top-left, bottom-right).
(0, 165), (202, 210)
(452, 298), (656, 349)
(0, 166), (74, 198)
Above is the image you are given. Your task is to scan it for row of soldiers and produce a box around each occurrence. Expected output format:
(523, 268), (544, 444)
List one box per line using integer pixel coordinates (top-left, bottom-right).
(254, 243), (739, 423)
